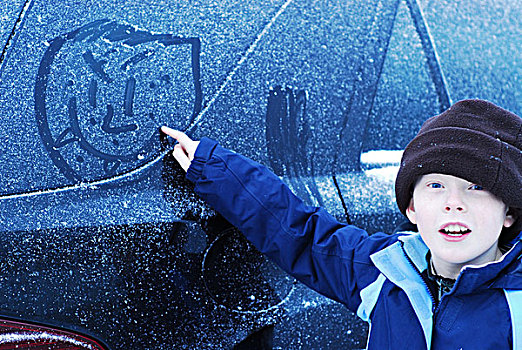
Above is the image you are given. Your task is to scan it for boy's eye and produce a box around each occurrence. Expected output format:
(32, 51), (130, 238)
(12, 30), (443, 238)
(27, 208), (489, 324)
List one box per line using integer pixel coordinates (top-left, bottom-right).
(469, 184), (484, 190)
(427, 183), (443, 189)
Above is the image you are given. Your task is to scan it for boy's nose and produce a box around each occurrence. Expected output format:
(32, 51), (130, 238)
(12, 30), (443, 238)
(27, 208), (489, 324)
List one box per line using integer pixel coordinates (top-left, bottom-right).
(444, 192), (466, 213)
(445, 205), (464, 212)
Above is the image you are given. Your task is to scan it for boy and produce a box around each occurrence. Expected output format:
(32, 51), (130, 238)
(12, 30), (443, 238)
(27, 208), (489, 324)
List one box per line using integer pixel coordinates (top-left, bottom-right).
(161, 99), (521, 349)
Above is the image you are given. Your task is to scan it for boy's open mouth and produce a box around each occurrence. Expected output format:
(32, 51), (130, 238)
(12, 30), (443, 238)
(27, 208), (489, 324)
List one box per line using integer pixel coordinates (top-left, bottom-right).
(439, 223), (471, 237)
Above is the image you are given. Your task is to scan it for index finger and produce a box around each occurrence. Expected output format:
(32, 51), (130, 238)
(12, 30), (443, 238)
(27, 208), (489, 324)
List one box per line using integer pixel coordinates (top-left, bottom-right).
(161, 126), (193, 146)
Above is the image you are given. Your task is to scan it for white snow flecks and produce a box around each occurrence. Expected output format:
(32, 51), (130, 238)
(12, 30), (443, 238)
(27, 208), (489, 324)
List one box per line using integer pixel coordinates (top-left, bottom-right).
(0, 332), (96, 349)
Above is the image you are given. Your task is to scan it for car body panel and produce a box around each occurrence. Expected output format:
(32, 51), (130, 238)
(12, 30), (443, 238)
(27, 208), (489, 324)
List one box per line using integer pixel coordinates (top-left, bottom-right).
(0, 0), (520, 348)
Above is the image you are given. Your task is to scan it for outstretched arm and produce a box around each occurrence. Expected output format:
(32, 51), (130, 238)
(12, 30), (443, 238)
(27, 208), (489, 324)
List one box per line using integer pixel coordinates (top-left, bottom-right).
(160, 126), (394, 310)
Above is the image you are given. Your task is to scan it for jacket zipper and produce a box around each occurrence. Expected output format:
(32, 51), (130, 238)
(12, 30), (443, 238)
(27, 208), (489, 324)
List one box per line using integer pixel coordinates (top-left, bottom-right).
(399, 242), (437, 312)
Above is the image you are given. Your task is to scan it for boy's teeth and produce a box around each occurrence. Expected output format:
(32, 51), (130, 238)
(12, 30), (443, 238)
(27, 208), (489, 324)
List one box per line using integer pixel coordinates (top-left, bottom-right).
(447, 232), (463, 236)
(449, 225), (461, 232)
(442, 224), (470, 235)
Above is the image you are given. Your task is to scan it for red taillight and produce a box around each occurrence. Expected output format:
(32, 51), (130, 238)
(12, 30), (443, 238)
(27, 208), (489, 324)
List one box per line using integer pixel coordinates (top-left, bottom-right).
(0, 319), (107, 350)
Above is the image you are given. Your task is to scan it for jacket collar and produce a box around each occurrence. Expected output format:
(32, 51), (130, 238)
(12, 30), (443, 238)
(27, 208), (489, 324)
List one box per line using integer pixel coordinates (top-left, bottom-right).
(486, 232), (522, 290)
(370, 233), (433, 349)
(396, 231), (522, 292)
(397, 231), (429, 271)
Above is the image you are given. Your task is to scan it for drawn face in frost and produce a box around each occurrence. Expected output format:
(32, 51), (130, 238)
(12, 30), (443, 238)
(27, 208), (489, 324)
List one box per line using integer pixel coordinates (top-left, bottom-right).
(35, 20), (201, 183)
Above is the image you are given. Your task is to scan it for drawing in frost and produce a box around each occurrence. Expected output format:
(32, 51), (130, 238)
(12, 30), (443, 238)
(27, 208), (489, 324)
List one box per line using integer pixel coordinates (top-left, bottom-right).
(34, 19), (202, 183)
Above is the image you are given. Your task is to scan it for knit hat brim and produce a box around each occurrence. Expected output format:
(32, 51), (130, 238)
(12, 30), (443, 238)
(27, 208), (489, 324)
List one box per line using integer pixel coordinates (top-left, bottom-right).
(395, 128), (521, 214)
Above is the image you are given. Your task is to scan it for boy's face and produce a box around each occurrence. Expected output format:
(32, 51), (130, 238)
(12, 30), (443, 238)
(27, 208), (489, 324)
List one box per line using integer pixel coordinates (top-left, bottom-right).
(406, 174), (515, 274)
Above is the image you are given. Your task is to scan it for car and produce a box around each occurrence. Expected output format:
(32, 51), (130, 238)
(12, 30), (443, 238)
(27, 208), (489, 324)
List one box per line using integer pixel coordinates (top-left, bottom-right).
(0, 0), (519, 348)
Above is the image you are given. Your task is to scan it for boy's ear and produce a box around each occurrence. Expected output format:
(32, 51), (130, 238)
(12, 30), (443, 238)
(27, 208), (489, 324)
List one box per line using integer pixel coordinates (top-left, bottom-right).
(503, 208), (516, 228)
(405, 198), (417, 225)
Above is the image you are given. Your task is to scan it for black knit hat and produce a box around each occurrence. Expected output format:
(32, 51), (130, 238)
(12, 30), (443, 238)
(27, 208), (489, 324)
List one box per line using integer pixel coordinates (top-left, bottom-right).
(395, 99), (522, 241)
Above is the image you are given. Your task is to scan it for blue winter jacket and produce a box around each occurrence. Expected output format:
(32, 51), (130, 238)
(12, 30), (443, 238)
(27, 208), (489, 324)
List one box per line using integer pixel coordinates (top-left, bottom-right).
(186, 137), (522, 349)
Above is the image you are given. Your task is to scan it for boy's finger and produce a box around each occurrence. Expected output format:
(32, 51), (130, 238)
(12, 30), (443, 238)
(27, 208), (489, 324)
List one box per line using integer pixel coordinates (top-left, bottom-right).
(172, 144), (191, 172)
(161, 126), (193, 146)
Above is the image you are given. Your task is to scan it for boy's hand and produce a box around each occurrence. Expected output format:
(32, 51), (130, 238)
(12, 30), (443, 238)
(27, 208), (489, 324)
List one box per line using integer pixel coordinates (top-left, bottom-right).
(161, 126), (200, 172)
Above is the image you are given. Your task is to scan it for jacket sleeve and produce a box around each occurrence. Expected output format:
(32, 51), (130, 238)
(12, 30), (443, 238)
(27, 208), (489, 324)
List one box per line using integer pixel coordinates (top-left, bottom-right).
(186, 137), (398, 311)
